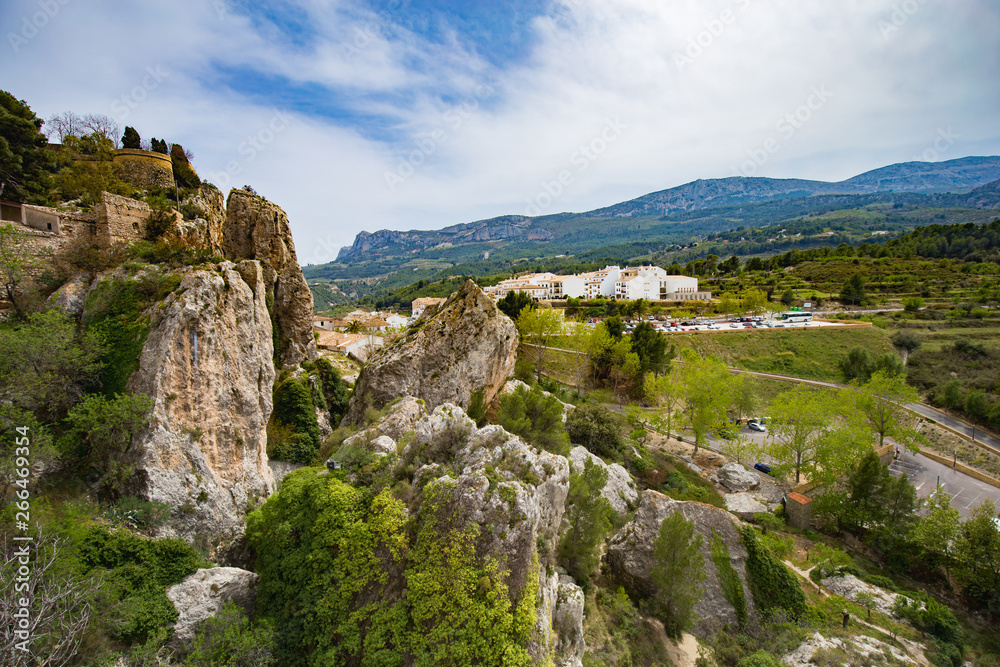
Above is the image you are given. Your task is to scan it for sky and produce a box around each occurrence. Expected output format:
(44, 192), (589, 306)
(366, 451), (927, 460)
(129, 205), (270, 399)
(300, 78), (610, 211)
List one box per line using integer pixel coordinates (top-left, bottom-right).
(3, 0), (999, 266)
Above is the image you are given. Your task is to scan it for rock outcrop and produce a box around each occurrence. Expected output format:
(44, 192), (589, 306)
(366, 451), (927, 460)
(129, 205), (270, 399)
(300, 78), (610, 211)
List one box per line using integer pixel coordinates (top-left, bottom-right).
(166, 567), (258, 648)
(221, 189), (317, 367)
(569, 446), (638, 514)
(717, 462), (759, 492)
(47, 272), (92, 316)
(724, 492), (768, 520)
(605, 490), (755, 637)
(332, 400), (581, 663)
(343, 280), (517, 425)
(125, 260), (275, 552)
(170, 185), (226, 255)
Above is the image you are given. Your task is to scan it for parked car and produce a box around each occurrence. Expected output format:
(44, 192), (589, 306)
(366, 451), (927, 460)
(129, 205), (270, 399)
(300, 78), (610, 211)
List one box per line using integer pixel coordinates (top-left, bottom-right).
(754, 462), (773, 474)
(748, 421), (766, 433)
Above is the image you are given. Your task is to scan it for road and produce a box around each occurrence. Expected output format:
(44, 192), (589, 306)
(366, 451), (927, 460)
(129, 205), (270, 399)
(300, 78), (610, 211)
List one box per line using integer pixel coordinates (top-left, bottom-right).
(888, 449), (1000, 518)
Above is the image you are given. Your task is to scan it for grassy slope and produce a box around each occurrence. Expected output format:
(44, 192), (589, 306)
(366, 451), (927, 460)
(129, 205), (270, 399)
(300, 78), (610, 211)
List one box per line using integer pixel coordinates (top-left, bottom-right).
(665, 327), (894, 382)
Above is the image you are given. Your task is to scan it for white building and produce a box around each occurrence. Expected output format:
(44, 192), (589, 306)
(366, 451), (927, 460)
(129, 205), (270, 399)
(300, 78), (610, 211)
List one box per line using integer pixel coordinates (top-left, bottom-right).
(412, 297), (446, 318)
(579, 265), (621, 299)
(549, 275), (586, 299)
(659, 275), (708, 300)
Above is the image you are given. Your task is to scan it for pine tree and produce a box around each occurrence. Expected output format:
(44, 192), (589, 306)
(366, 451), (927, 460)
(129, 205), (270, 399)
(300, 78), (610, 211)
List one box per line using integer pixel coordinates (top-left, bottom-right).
(121, 126), (141, 149)
(650, 511), (706, 638)
(559, 458), (614, 586)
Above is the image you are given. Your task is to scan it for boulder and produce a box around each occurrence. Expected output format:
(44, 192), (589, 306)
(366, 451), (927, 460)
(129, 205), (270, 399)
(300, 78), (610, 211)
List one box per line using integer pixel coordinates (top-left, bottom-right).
(718, 462), (759, 492)
(605, 490), (754, 638)
(343, 281), (517, 425)
(784, 632), (918, 667)
(221, 189), (317, 367)
(47, 272), (91, 316)
(724, 492), (768, 520)
(820, 574), (907, 616)
(166, 567), (258, 648)
(569, 446), (638, 514)
(125, 260), (275, 553)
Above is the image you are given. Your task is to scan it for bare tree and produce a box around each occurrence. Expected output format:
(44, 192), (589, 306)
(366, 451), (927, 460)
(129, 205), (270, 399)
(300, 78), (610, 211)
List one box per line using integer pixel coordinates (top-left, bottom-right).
(81, 113), (121, 148)
(0, 531), (101, 667)
(44, 112), (85, 143)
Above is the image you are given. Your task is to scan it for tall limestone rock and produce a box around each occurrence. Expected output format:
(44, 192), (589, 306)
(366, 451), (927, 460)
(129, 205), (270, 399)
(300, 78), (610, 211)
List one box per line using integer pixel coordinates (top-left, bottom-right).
(125, 260), (276, 553)
(344, 280), (517, 425)
(605, 490), (755, 637)
(221, 189), (317, 367)
(169, 184), (226, 254)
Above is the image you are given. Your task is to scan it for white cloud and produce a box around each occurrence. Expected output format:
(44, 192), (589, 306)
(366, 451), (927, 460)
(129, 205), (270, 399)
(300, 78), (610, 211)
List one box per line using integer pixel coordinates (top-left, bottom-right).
(2, 0), (998, 260)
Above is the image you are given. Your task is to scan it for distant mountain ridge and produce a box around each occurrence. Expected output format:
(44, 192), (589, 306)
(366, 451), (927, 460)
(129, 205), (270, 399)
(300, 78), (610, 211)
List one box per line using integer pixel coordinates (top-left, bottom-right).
(335, 156), (1000, 260)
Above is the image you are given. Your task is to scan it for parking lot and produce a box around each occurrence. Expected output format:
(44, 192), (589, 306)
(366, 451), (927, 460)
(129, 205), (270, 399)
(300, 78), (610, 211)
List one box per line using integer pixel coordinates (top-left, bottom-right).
(587, 316), (855, 334)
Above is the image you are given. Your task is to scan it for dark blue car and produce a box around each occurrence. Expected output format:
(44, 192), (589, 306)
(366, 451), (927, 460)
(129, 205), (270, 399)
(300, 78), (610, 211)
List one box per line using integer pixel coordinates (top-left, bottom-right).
(754, 463), (773, 474)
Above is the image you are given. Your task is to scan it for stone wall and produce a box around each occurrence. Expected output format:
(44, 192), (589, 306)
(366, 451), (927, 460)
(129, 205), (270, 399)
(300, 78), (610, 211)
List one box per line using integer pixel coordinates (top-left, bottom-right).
(94, 191), (150, 245)
(113, 149), (174, 188)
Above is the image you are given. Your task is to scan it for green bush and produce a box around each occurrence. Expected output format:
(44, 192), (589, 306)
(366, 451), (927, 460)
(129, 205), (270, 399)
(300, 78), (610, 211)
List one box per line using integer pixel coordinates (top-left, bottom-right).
(497, 384), (570, 456)
(736, 651), (783, 667)
(79, 527), (205, 642)
(740, 526), (806, 620)
(302, 358), (351, 423)
(566, 403), (625, 460)
(183, 601), (276, 666)
(268, 376), (321, 463)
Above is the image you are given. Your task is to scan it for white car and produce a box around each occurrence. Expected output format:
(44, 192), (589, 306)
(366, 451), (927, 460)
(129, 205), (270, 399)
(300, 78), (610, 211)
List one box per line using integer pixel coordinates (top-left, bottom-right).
(748, 421), (766, 433)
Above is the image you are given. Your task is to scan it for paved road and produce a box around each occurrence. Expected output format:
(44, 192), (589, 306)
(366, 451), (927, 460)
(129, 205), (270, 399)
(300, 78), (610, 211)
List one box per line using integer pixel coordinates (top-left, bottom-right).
(889, 449), (1000, 518)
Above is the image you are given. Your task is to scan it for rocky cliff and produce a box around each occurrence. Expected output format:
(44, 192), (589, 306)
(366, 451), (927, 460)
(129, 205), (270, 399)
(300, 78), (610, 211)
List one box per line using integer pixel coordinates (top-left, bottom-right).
(125, 260), (276, 553)
(605, 490), (755, 638)
(343, 280), (517, 424)
(317, 399), (584, 666)
(221, 189), (317, 367)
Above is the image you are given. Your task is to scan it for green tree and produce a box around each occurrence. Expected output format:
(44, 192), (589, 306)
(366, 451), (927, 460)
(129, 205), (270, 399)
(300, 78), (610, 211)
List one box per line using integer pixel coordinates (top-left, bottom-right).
(61, 393), (154, 496)
(184, 602), (276, 667)
(497, 290), (535, 320)
(840, 273), (867, 306)
(676, 350), (736, 456)
(517, 306), (563, 383)
(559, 458), (615, 586)
(731, 374), (763, 423)
(121, 125), (141, 149)
(902, 296), (924, 312)
(0, 90), (54, 203)
(854, 370), (923, 451)
(740, 288), (770, 317)
(955, 499), (1000, 608)
(839, 347), (904, 384)
(566, 403), (625, 460)
(766, 385), (838, 484)
(268, 376), (321, 463)
(170, 143), (201, 187)
(911, 488), (961, 585)
(780, 289), (795, 307)
(720, 435), (761, 466)
(0, 309), (105, 422)
(629, 321), (669, 374)
(150, 138), (168, 155)
(565, 322), (594, 395)
(891, 330), (922, 364)
(650, 511), (706, 638)
(644, 369), (682, 439)
(737, 651), (783, 667)
(496, 384), (570, 456)
(603, 315), (624, 339)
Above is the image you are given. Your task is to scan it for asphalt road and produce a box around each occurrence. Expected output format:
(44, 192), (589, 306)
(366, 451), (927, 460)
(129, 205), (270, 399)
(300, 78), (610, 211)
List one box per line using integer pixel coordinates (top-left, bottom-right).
(888, 449), (1000, 519)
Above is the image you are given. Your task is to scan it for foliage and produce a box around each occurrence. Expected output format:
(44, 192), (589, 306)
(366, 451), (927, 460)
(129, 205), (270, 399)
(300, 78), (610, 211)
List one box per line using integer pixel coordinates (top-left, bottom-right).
(171, 143), (201, 188)
(740, 526), (805, 619)
(84, 270), (181, 397)
(565, 403), (625, 460)
(302, 357), (351, 424)
(736, 651), (783, 667)
(559, 458), (614, 587)
(496, 384), (570, 456)
(517, 306), (562, 383)
(711, 533), (747, 628)
(676, 349), (737, 455)
(78, 526), (205, 642)
(497, 290), (535, 320)
(150, 138), (168, 155)
(0, 222), (38, 317)
(61, 393), (154, 497)
(853, 370), (923, 450)
(839, 346), (904, 383)
(121, 126), (141, 149)
(267, 376), (321, 464)
(183, 602), (276, 667)
(630, 321), (670, 374)
(649, 511), (706, 638)
(0, 90), (54, 204)
(0, 308), (105, 421)
(839, 273), (867, 305)
(248, 470), (536, 667)
(765, 385), (842, 485)
(955, 499), (1000, 610)
(892, 594), (964, 653)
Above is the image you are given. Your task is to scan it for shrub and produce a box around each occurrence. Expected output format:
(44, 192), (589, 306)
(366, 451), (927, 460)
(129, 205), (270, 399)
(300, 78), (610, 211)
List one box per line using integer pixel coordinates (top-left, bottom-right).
(736, 651), (783, 667)
(267, 376), (321, 464)
(496, 384), (570, 456)
(566, 403), (625, 460)
(184, 601), (276, 666)
(740, 526), (805, 619)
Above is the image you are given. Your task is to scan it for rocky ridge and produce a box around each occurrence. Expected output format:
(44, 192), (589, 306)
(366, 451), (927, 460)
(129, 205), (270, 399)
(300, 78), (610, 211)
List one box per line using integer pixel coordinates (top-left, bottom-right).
(343, 279), (517, 425)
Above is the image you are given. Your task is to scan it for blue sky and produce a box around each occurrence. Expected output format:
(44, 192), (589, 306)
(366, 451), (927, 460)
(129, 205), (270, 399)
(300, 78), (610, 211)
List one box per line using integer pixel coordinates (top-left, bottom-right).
(2, 0), (999, 265)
